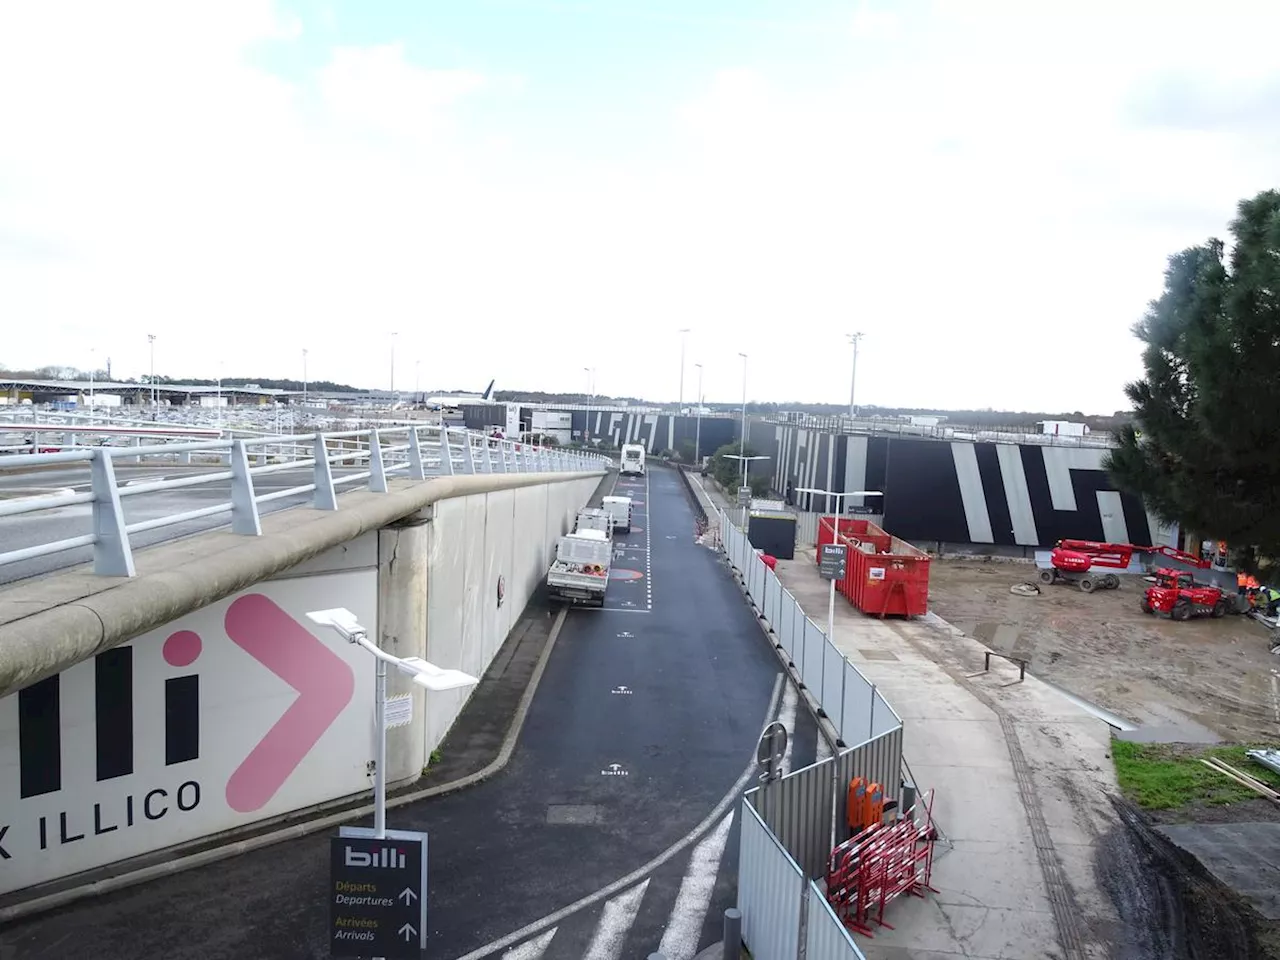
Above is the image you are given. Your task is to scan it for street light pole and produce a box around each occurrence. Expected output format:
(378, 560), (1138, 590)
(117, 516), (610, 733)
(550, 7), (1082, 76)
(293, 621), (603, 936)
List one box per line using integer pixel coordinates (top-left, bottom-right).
(678, 328), (690, 412)
(147, 333), (157, 412)
(88, 347), (95, 414)
(738, 352), (748, 486)
(584, 366), (595, 445)
(389, 332), (398, 409)
(847, 332), (864, 420)
(302, 348), (308, 408)
(694, 362), (703, 466)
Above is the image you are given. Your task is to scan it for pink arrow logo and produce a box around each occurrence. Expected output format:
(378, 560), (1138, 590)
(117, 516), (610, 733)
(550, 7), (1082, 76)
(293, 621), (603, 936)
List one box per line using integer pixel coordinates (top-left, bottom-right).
(223, 594), (356, 813)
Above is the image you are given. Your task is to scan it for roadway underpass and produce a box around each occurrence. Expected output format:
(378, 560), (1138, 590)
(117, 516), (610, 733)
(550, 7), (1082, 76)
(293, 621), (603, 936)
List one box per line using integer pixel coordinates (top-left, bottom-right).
(0, 465), (819, 960)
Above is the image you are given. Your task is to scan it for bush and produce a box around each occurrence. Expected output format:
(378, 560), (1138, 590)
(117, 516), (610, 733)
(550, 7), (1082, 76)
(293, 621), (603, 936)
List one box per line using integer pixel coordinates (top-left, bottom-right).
(709, 443), (771, 496)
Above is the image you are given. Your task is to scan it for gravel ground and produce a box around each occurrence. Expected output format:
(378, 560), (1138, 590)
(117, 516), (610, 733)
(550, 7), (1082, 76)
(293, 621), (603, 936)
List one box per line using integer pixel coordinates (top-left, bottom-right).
(927, 559), (1280, 743)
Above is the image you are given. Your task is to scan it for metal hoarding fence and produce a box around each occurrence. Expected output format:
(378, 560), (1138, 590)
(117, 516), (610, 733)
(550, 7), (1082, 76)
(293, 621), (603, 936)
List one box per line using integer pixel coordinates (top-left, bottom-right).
(840, 660), (875, 747)
(821, 639), (846, 733)
(802, 617), (825, 693)
(806, 880), (869, 960)
(749, 757), (836, 881)
(737, 798), (805, 960)
(833, 726), (905, 839)
(778, 588), (797, 660)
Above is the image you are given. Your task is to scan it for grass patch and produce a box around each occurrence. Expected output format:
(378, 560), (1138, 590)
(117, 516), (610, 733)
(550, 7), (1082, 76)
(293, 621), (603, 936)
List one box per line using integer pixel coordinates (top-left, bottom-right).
(1111, 740), (1280, 810)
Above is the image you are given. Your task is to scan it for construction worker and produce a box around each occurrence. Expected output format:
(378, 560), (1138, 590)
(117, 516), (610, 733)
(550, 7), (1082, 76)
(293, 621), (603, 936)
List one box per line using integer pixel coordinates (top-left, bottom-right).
(1238, 571), (1250, 596)
(1266, 586), (1280, 619)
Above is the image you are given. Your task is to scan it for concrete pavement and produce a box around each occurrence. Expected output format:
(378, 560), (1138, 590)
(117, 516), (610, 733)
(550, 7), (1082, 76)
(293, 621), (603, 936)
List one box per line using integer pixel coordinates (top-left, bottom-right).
(0, 466), (809, 960)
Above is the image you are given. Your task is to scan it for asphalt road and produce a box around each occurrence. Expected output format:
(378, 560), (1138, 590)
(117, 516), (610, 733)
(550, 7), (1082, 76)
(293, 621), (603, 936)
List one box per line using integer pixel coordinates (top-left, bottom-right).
(0, 463), (366, 586)
(0, 466), (813, 960)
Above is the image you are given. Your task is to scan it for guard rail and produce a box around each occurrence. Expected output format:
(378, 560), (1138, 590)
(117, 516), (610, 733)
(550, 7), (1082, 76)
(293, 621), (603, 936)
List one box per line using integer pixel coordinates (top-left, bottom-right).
(0, 423), (609, 578)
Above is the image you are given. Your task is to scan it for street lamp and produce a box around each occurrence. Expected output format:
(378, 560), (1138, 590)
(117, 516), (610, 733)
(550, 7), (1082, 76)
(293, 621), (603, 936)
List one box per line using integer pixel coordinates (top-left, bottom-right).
(389, 332), (398, 410)
(795, 486), (884, 646)
(414, 360), (421, 404)
(737, 352), (748, 484)
(88, 347), (95, 415)
(147, 333), (157, 412)
(722, 453), (770, 528)
(216, 361), (224, 433)
(694, 362), (703, 466)
(302, 348), (308, 408)
(583, 366), (596, 446)
(306, 608), (478, 839)
(847, 332), (864, 420)
(677, 328), (690, 412)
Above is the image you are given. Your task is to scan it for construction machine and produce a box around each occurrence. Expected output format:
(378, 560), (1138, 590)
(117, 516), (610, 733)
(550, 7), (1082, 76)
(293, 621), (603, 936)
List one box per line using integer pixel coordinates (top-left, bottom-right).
(1038, 540), (1209, 594)
(1141, 567), (1231, 620)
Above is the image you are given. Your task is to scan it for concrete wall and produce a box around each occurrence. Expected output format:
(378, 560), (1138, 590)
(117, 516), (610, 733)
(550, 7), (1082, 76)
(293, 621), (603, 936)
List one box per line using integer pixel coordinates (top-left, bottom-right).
(0, 473), (602, 902)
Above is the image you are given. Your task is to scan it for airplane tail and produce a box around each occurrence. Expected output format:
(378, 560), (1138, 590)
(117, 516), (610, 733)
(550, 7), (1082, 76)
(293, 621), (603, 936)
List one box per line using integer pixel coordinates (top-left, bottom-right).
(482, 379), (495, 400)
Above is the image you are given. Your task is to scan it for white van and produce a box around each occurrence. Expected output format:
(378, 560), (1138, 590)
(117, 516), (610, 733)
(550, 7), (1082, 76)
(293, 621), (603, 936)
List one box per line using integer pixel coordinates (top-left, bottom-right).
(620, 444), (646, 476)
(601, 495), (633, 533)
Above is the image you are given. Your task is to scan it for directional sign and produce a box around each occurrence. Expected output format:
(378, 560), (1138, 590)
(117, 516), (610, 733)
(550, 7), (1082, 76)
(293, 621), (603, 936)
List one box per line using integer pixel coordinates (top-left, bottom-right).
(737, 486), (752, 505)
(757, 721), (789, 784)
(331, 828), (427, 958)
(818, 543), (848, 581)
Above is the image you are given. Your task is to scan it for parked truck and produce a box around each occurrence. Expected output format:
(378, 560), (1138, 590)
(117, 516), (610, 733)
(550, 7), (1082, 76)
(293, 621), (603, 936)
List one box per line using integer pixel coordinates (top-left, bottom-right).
(601, 495), (633, 533)
(546, 528), (612, 606)
(574, 507), (614, 539)
(620, 443), (646, 476)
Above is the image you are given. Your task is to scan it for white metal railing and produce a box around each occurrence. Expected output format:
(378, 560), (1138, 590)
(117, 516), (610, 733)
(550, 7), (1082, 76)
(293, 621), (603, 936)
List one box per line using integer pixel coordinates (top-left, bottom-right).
(0, 424), (609, 578)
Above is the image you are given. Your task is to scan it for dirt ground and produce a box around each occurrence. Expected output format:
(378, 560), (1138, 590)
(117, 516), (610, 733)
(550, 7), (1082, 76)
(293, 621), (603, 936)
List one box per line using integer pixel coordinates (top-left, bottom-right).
(927, 558), (1280, 745)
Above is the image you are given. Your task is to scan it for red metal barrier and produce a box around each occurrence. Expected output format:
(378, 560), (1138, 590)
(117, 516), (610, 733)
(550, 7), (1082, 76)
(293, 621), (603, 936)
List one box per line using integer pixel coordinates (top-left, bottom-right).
(817, 517), (930, 617)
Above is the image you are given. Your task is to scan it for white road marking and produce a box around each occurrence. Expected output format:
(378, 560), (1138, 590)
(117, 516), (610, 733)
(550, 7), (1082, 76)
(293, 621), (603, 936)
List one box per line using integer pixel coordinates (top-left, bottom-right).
(657, 812), (735, 960)
(501, 927), (557, 959)
(454, 673), (785, 960)
(778, 681), (798, 775)
(583, 879), (650, 960)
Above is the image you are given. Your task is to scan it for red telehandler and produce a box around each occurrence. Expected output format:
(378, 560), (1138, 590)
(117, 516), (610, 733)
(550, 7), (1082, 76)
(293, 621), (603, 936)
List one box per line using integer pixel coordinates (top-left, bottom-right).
(1037, 539), (1209, 594)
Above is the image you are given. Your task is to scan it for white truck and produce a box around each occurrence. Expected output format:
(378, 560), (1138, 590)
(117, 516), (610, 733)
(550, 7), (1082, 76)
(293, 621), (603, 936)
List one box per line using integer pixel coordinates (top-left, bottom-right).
(620, 443), (646, 476)
(574, 507), (614, 539)
(601, 495), (633, 533)
(546, 528), (612, 606)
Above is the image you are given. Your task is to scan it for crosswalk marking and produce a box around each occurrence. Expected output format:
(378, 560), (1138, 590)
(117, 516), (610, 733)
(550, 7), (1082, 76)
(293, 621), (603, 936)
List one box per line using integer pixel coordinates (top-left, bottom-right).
(657, 812), (736, 960)
(778, 681), (798, 775)
(583, 879), (650, 960)
(502, 928), (557, 959)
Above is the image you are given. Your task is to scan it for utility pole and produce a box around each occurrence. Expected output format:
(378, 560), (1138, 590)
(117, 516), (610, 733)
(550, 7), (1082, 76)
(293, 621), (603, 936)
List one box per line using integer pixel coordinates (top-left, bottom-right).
(694, 362), (703, 465)
(147, 333), (157, 412)
(738, 352), (748, 485)
(847, 331), (864, 420)
(678, 328), (690, 413)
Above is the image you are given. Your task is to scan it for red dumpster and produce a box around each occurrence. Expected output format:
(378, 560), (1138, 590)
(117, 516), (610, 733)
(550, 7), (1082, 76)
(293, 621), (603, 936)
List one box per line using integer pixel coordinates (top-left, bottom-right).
(818, 517), (930, 618)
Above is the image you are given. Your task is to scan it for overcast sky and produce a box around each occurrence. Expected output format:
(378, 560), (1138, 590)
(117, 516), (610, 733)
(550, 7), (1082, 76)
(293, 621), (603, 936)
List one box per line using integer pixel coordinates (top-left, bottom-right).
(2, 0), (1277, 413)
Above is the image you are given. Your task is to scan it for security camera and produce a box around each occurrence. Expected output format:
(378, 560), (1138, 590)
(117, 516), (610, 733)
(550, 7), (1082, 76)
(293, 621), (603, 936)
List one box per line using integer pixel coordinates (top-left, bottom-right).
(306, 607), (366, 642)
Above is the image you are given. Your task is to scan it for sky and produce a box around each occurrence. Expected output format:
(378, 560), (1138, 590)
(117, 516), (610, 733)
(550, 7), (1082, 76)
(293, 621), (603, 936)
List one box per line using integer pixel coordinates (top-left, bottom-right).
(1, 0), (1278, 413)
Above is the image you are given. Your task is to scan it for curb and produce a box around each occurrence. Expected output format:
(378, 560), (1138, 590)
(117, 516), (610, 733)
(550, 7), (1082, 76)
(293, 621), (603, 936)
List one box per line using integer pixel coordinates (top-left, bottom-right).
(0, 607), (570, 924)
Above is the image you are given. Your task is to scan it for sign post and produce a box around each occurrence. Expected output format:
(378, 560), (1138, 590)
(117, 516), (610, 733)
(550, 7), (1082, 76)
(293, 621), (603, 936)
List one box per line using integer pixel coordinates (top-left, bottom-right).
(818, 543), (848, 647)
(756, 720), (789, 785)
(330, 828), (428, 959)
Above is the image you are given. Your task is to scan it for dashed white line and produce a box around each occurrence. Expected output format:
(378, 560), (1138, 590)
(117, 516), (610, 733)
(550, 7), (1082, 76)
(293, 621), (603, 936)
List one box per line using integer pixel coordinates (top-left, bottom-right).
(583, 879), (650, 960)
(657, 812), (736, 960)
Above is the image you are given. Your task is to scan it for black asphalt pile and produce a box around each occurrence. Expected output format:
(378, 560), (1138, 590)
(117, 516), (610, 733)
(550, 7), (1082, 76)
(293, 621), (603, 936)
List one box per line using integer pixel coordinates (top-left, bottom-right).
(1098, 796), (1275, 960)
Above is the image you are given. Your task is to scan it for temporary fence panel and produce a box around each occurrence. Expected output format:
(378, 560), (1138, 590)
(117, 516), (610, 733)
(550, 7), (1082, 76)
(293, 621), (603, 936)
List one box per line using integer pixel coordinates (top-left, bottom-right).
(821, 639), (846, 732)
(751, 556), (766, 608)
(778, 589), (797, 659)
(766, 571), (782, 629)
(751, 758), (836, 881)
(795, 511), (819, 550)
(805, 880), (868, 960)
(738, 799), (805, 960)
(870, 689), (903, 739)
(801, 618), (826, 694)
(790, 598), (807, 667)
(840, 661), (875, 747)
(832, 726), (904, 848)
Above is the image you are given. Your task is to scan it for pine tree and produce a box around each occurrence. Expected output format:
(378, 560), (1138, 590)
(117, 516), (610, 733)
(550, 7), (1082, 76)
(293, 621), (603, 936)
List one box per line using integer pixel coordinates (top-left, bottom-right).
(1105, 189), (1280, 561)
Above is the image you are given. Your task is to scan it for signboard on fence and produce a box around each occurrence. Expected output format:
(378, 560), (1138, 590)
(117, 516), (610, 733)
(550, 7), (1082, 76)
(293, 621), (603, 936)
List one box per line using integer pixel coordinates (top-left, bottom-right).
(819, 543), (848, 581)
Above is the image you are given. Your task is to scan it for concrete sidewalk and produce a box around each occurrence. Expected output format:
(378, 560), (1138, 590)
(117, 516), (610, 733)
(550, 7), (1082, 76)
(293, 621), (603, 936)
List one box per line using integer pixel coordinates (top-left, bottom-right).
(694, 478), (1124, 960)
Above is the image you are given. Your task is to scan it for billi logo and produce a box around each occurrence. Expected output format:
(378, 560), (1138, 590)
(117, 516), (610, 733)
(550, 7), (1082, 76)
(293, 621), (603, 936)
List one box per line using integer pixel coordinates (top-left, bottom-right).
(2, 594), (355, 865)
(344, 845), (408, 869)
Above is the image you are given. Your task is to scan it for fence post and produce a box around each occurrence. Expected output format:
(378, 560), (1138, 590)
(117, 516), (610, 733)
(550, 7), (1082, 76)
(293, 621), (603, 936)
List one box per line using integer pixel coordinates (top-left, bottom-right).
(408, 426), (428, 480)
(229, 440), (262, 536)
(313, 434), (338, 510)
(462, 433), (476, 475)
(90, 449), (136, 577)
(368, 429), (388, 493)
(495, 440), (509, 474)
(722, 908), (742, 960)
